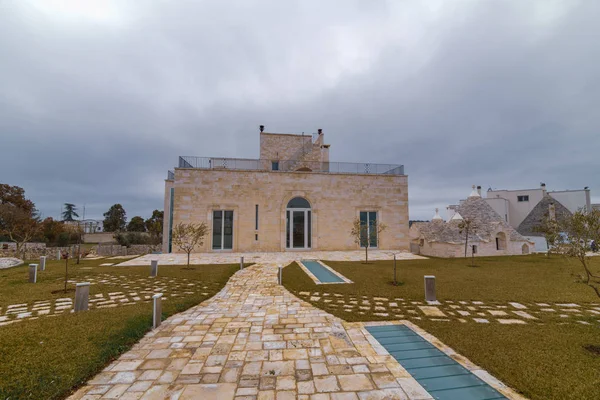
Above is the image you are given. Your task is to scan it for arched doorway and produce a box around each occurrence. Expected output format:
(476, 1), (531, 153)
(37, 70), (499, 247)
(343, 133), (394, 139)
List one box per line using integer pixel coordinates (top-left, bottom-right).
(496, 232), (507, 251)
(522, 244), (530, 254)
(286, 197), (311, 249)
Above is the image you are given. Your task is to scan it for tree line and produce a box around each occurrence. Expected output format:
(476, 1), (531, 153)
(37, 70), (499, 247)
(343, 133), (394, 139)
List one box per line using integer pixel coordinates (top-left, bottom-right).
(0, 183), (163, 254)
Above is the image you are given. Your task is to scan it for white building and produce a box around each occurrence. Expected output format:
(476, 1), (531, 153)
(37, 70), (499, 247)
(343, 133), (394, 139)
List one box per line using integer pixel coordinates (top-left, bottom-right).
(483, 183), (592, 229)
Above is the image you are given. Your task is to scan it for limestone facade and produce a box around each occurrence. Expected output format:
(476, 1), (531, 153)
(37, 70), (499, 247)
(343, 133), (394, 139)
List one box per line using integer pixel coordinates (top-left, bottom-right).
(163, 129), (408, 253)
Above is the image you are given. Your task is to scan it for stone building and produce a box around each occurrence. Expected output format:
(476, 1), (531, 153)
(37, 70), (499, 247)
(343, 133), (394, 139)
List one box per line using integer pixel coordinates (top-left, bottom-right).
(163, 126), (409, 253)
(410, 187), (534, 257)
(516, 194), (572, 251)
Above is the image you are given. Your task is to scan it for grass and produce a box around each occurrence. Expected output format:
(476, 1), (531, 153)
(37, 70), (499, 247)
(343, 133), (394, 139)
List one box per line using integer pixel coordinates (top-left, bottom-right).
(283, 254), (600, 303)
(416, 321), (600, 400)
(282, 254), (600, 400)
(0, 257), (239, 400)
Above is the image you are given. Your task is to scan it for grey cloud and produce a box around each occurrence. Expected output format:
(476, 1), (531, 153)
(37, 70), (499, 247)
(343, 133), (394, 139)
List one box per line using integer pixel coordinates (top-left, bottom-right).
(1, 0), (598, 221)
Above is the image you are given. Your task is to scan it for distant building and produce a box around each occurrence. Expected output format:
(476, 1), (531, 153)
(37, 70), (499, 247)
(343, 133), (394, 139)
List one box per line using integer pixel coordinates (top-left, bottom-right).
(163, 126), (409, 253)
(65, 219), (104, 233)
(410, 186), (534, 258)
(484, 183), (591, 229)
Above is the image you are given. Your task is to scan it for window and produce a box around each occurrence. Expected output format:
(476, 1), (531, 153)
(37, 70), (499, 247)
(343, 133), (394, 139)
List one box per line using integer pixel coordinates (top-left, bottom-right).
(359, 211), (378, 248)
(496, 232), (506, 250)
(272, 161), (279, 171)
(472, 245), (477, 254)
(255, 204), (259, 230)
(212, 210), (234, 250)
(517, 195), (529, 202)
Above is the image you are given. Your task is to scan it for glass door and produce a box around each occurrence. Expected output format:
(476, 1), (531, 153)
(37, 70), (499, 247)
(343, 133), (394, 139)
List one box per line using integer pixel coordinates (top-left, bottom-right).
(286, 209), (311, 249)
(212, 210), (233, 250)
(292, 211), (305, 248)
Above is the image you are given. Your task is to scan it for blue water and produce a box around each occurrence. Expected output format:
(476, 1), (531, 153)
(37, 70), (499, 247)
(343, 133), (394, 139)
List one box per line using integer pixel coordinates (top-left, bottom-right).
(301, 260), (345, 283)
(366, 325), (506, 400)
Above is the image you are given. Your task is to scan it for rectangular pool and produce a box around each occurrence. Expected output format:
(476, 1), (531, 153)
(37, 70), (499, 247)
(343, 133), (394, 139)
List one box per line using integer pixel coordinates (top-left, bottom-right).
(366, 325), (507, 400)
(299, 260), (351, 284)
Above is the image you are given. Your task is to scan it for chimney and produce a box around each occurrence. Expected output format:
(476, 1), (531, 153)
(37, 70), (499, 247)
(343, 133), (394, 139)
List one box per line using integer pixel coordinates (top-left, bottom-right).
(318, 128), (323, 135)
(259, 125), (264, 133)
(541, 182), (546, 195)
(549, 203), (556, 221)
(477, 185), (482, 196)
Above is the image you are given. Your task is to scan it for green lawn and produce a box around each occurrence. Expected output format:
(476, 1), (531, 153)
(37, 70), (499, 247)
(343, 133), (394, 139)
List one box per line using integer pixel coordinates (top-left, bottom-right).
(0, 257), (239, 400)
(282, 254), (600, 400)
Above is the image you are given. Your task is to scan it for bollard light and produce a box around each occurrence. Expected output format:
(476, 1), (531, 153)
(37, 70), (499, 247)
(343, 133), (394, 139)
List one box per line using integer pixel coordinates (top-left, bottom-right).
(74, 282), (90, 312)
(424, 275), (436, 302)
(29, 264), (38, 283)
(153, 293), (163, 329)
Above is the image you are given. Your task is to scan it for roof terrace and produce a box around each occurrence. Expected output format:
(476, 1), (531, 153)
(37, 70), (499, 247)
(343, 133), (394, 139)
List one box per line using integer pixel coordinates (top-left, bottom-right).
(168, 156), (404, 179)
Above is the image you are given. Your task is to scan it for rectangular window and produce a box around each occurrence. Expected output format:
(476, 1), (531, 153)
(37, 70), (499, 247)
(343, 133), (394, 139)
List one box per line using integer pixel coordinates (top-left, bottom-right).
(255, 204), (259, 230)
(212, 210), (234, 250)
(272, 161), (279, 171)
(359, 211), (378, 248)
(517, 195), (529, 202)
(472, 245), (477, 254)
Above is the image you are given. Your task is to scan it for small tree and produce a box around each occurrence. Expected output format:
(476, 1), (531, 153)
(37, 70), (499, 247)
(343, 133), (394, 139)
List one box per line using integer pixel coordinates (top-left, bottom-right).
(103, 204), (127, 232)
(534, 213), (562, 256)
(458, 218), (478, 263)
(350, 218), (387, 264)
(555, 209), (600, 298)
(127, 216), (146, 232)
(62, 203), (79, 221)
(172, 222), (209, 266)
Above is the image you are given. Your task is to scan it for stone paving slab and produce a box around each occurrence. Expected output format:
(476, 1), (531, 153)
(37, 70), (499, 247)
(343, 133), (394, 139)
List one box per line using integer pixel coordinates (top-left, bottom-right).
(70, 263), (430, 399)
(116, 250), (425, 267)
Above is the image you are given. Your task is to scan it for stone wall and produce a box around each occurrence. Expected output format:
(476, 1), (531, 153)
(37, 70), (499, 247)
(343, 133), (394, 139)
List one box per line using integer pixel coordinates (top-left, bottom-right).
(97, 244), (160, 256)
(0, 245), (79, 260)
(83, 232), (116, 244)
(415, 238), (533, 258)
(164, 168), (409, 253)
(259, 132), (314, 161)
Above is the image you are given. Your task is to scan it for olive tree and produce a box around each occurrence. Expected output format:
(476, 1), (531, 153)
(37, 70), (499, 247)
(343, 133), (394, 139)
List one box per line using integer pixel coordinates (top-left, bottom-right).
(172, 222), (209, 267)
(555, 209), (600, 297)
(350, 218), (387, 264)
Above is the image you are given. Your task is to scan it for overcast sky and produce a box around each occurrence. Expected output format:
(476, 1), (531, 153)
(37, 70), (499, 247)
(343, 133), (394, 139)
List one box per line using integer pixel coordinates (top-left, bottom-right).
(1, 0), (598, 222)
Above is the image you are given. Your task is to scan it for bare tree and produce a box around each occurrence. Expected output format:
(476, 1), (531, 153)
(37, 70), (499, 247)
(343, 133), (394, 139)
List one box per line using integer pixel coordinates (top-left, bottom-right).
(172, 222), (209, 267)
(458, 218), (478, 262)
(554, 209), (600, 298)
(350, 218), (387, 264)
(0, 204), (40, 259)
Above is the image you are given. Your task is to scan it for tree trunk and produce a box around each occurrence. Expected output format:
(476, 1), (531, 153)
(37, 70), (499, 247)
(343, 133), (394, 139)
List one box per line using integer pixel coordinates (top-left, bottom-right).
(365, 244), (368, 264)
(187, 252), (190, 267)
(64, 257), (68, 293)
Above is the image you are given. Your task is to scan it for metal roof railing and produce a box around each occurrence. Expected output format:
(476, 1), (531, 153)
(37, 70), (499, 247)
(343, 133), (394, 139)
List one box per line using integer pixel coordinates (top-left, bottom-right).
(177, 156), (404, 176)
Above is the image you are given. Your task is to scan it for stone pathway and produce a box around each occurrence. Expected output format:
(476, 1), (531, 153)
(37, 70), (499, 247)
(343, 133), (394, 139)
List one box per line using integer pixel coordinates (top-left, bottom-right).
(116, 250), (425, 267)
(0, 274), (213, 327)
(70, 263), (439, 400)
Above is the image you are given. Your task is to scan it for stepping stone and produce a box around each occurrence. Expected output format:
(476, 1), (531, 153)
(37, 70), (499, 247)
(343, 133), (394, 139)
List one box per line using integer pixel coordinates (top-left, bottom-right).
(509, 302), (527, 309)
(557, 303), (580, 307)
(513, 311), (536, 320)
(488, 310), (508, 316)
(418, 306), (445, 317)
(473, 318), (489, 323)
(457, 310), (470, 316)
(498, 319), (526, 324)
